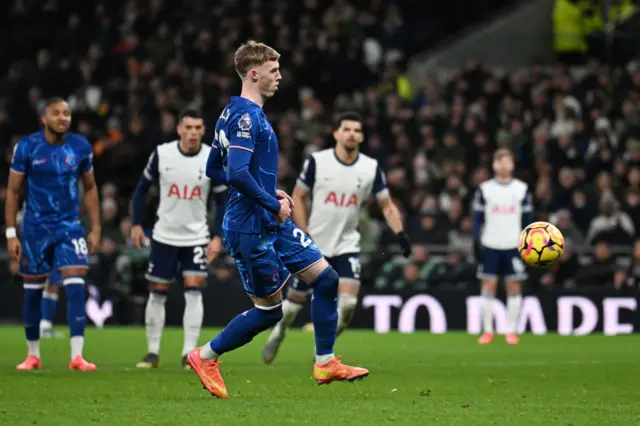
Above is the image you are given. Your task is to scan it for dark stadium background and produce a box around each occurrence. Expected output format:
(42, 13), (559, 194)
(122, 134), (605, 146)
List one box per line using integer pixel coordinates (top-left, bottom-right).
(0, 0), (639, 331)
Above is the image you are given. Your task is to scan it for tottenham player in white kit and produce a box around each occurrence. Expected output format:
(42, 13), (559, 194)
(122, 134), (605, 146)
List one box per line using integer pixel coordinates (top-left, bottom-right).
(472, 149), (533, 345)
(130, 109), (226, 368)
(262, 112), (411, 363)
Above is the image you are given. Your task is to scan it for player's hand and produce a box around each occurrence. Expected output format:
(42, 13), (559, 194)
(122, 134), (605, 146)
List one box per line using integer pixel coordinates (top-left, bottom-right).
(278, 198), (292, 222)
(276, 190), (294, 209)
(87, 228), (101, 255)
(7, 237), (21, 262)
(397, 231), (411, 258)
(473, 241), (483, 263)
(131, 225), (149, 249)
(207, 236), (223, 264)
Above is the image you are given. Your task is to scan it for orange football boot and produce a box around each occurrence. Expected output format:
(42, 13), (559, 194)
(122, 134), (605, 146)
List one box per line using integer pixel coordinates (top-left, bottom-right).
(505, 333), (520, 345)
(16, 355), (41, 371)
(69, 355), (97, 371)
(313, 356), (369, 385)
(478, 332), (494, 344)
(187, 348), (228, 399)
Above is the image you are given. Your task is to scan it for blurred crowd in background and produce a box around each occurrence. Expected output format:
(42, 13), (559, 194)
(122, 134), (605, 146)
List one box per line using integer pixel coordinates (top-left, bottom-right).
(0, 0), (639, 314)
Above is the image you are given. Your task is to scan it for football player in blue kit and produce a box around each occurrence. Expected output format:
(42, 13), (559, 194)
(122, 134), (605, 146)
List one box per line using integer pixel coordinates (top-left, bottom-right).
(187, 41), (368, 399)
(6, 98), (101, 371)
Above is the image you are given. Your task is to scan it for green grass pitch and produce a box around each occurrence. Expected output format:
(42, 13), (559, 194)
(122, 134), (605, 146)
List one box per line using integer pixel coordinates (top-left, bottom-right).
(0, 326), (639, 425)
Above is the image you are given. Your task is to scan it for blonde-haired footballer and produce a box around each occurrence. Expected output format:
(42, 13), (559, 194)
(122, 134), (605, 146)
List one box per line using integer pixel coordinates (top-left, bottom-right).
(472, 148), (533, 344)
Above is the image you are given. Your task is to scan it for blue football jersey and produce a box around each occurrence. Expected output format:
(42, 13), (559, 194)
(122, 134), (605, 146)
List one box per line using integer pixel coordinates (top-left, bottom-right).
(11, 131), (93, 227)
(213, 96), (280, 234)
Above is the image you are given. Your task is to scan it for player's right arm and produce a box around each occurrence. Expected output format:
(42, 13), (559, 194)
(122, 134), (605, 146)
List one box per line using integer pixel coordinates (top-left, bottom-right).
(291, 155), (316, 233)
(472, 187), (485, 261)
(226, 113), (289, 221)
(5, 141), (27, 260)
(131, 149), (158, 248)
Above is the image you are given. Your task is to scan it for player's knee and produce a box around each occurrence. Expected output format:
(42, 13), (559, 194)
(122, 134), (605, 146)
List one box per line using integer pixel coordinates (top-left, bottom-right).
(312, 266), (339, 296)
(506, 280), (521, 295)
(338, 280), (360, 296)
(297, 257), (330, 283)
(61, 268), (87, 278)
(287, 290), (308, 304)
(151, 282), (169, 292)
(184, 275), (205, 289)
(481, 279), (498, 293)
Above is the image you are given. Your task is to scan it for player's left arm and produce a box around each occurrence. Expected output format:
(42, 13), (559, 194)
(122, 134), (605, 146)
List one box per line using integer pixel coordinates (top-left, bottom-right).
(226, 113), (282, 216)
(80, 147), (101, 255)
(374, 166), (411, 258)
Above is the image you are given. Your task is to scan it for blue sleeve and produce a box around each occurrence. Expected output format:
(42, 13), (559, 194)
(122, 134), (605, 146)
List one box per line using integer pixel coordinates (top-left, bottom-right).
(296, 155), (316, 190)
(142, 150), (159, 181)
(210, 186), (228, 237)
(206, 142), (228, 186)
(226, 113), (281, 215)
(132, 151), (158, 226)
(521, 190), (533, 226)
(373, 165), (389, 196)
(78, 137), (94, 173)
(472, 188), (485, 242)
(10, 139), (29, 173)
(132, 177), (151, 226)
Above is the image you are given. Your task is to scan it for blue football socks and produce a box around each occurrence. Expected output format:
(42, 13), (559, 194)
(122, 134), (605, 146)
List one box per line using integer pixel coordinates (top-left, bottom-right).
(63, 278), (86, 338)
(206, 306), (283, 358)
(24, 284), (44, 342)
(310, 267), (339, 356)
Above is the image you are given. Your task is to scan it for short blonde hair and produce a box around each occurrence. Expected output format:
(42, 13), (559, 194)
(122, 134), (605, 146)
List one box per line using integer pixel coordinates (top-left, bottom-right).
(493, 148), (514, 162)
(234, 40), (280, 77)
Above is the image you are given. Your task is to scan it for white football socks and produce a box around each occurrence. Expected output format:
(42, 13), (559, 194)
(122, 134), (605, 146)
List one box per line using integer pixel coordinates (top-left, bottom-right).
(481, 290), (495, 334)
(71, 336), (84, 359)
(28, 340), (41, 358)
(507, 293), (523, 334)
(182, 290), (204, 356)
(269, 299), (303, 341)
(145, 292), (167, 355)
(337, 294), (358, 336)
(316, 353), (335, 365)
(199, 343), (218, 361)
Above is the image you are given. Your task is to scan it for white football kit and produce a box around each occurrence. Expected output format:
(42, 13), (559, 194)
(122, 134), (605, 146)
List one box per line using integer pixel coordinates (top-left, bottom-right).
(142, 141), (215, 283)
(295, 148), (388, 283)
(473, 178), (532, 280)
